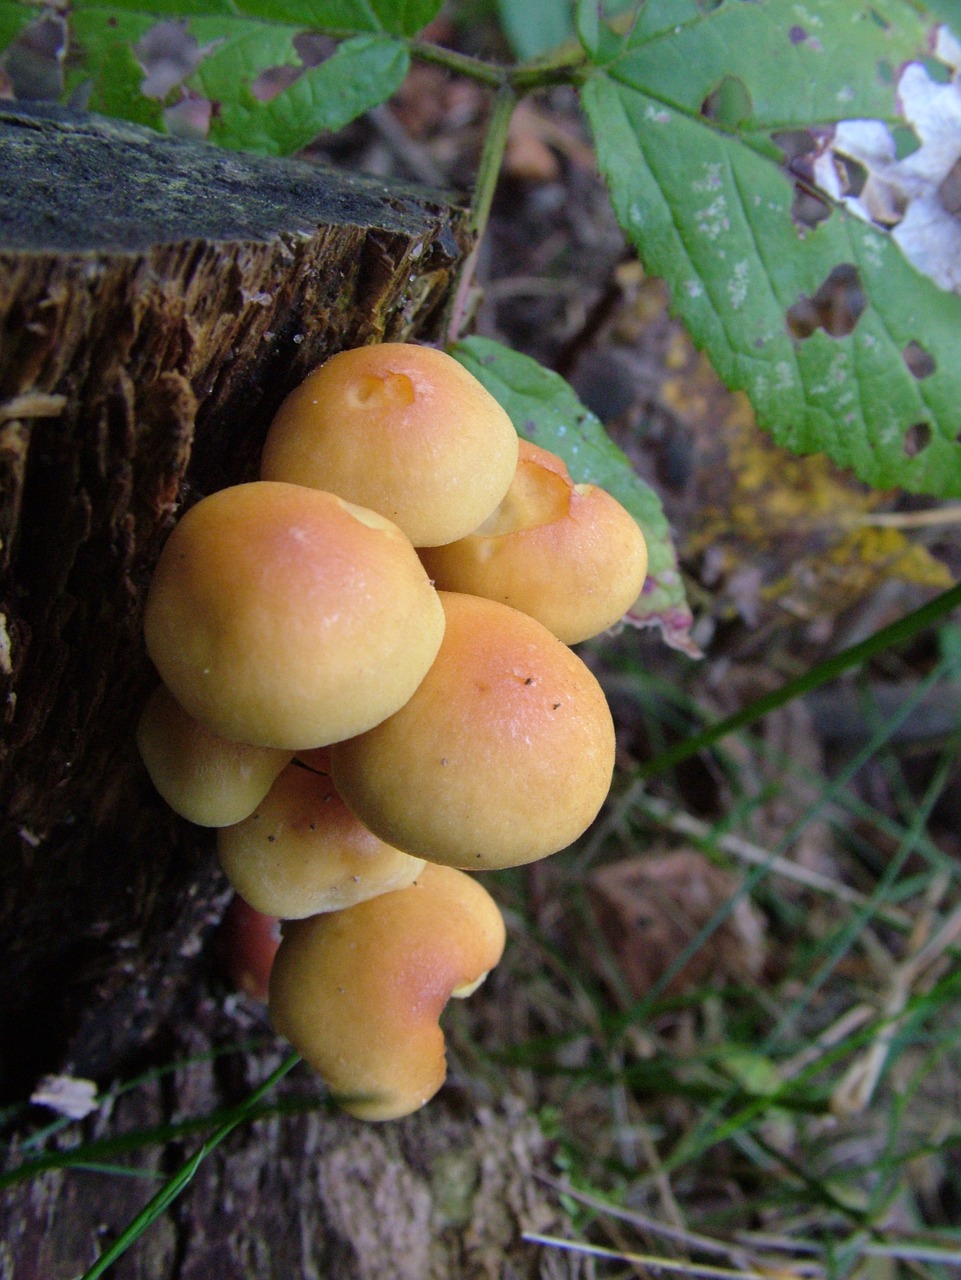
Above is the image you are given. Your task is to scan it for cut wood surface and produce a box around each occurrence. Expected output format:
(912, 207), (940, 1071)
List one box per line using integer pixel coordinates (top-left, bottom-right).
(0, 103), (470, 1097)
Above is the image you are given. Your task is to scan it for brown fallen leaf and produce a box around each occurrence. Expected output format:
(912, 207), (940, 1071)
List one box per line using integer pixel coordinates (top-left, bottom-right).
(586, 849), (766, 999)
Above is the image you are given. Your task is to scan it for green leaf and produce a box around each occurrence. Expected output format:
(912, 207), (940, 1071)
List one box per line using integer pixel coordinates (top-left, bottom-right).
(452, 336), (697, 655)
(66, 8), (165, 128)
(581, 0), (961, 497)
(0, 2), (38, 51)
(67, 0), (441, 36)
(497, 0), (575, 60)
(612, 0), (930, 127)
(574, 0), (646, 58)
(188, 25), (408, 154)
(574, 0), (601, 56)
(366, 0), (443, 36)
(59, 2), (415, 154)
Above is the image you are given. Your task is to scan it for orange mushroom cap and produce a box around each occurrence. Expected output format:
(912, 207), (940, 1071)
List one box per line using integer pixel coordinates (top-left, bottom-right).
(217, 759), (425, 919)
(330, 591), (616, 870)
(260, 344), (519, 547)
(420, 439), (648, 644)
(268, 862), (506, 1120)
(136, 683), (292, 827)
(143, 482), (445, 750)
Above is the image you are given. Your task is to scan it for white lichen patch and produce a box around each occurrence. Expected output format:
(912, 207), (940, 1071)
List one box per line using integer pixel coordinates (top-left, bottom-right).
(727, 260), (750, 309)
(792, 3), (824, 28)
(684, 279), (705, 298)
(828, 350), (850, 387)
(774, 361), (795, 390)
(692, 162), (724, 193)
(645, 104), (672, 124)
(694, 196), (730, 240)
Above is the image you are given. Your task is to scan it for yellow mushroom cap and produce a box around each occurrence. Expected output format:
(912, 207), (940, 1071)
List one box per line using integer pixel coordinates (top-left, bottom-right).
(143, 482), (445, 750)
(268, 862), (506, 1120)
(330, 591), (616, 870)
(260, 344), (520, 547)
(217, 758), (425, 919)
(136, 683), (292, 827)
(420, 439), (649, 645)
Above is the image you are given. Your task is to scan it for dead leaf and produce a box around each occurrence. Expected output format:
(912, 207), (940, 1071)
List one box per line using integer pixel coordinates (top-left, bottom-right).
(812, 26), (961, 294)
(586, 850), (766, 999)
(30, 1073), (99, 1120)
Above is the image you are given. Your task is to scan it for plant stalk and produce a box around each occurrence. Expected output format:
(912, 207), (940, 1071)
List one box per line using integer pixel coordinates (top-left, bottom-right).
(443, 81), (519, 345)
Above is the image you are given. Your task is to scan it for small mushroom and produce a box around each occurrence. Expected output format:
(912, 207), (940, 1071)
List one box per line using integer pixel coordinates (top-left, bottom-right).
(330, 591), (616, 870)
(268, 862), (506, 1120)
(136, 684), (292, 827)
(260, 343), (520, 547)
(143, 481), (445, 749)
(419, 439), (648, 644)
(217, 757), (425, 919)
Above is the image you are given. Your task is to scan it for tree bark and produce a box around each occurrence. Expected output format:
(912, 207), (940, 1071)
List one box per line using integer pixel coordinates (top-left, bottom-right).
(0, 103), (471, 1097)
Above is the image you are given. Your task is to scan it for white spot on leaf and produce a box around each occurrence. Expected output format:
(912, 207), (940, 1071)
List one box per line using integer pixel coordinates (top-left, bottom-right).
(727, 260), (750, 309)
(694, 196), (730, 241)
(692, 162), (723, 193)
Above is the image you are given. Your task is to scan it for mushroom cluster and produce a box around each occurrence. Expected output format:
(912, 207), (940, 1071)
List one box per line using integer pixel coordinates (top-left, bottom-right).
(138, 342), (647, 1120)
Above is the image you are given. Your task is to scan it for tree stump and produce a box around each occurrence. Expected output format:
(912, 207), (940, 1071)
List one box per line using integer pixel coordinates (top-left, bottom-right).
(0, 103), (471, 1097)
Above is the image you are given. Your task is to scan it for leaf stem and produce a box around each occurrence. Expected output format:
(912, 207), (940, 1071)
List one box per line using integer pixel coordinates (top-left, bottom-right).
(443, 81), (519, 344)
(79, 1051), (301, 1280)
(468, 82), (518, 240)
(406, 38), (506, 88)
(406, 38), (585, 93)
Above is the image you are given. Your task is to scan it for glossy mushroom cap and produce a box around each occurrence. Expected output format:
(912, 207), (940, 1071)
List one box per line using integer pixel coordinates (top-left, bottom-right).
(217, 758), (425, 919)
(260, 344), (520, 547)
(420, 439), (649, 644)
(136, 684), (292, 827)
(143, 482), (445, 750)
(331, 592), (616, 870)
(268, 862), (506, 1120)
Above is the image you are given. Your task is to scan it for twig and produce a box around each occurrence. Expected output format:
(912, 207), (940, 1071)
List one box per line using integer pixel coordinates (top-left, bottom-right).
(634, 793), (913, 928)
(539, 1178), (764, 1269)
(0, 392), (66, 421)
(524, 1233), (812, 1280)
(831, 889), (961, 1116)
(829, 505), (961, 530)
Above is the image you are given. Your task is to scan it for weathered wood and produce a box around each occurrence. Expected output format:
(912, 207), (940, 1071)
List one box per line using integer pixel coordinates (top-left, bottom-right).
(0, 103), (471, 1096)
(0, 1022), (587, 1279)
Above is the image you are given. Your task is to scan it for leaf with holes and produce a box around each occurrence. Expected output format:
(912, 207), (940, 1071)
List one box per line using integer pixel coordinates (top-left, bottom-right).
(28, 0), (441, 148)
(186, 23), (408, 155)
(582, 0), (961, 496)
(452, 336), (697, 655)
(607, 0), (930, 126)
(66, 7), (166, 128)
